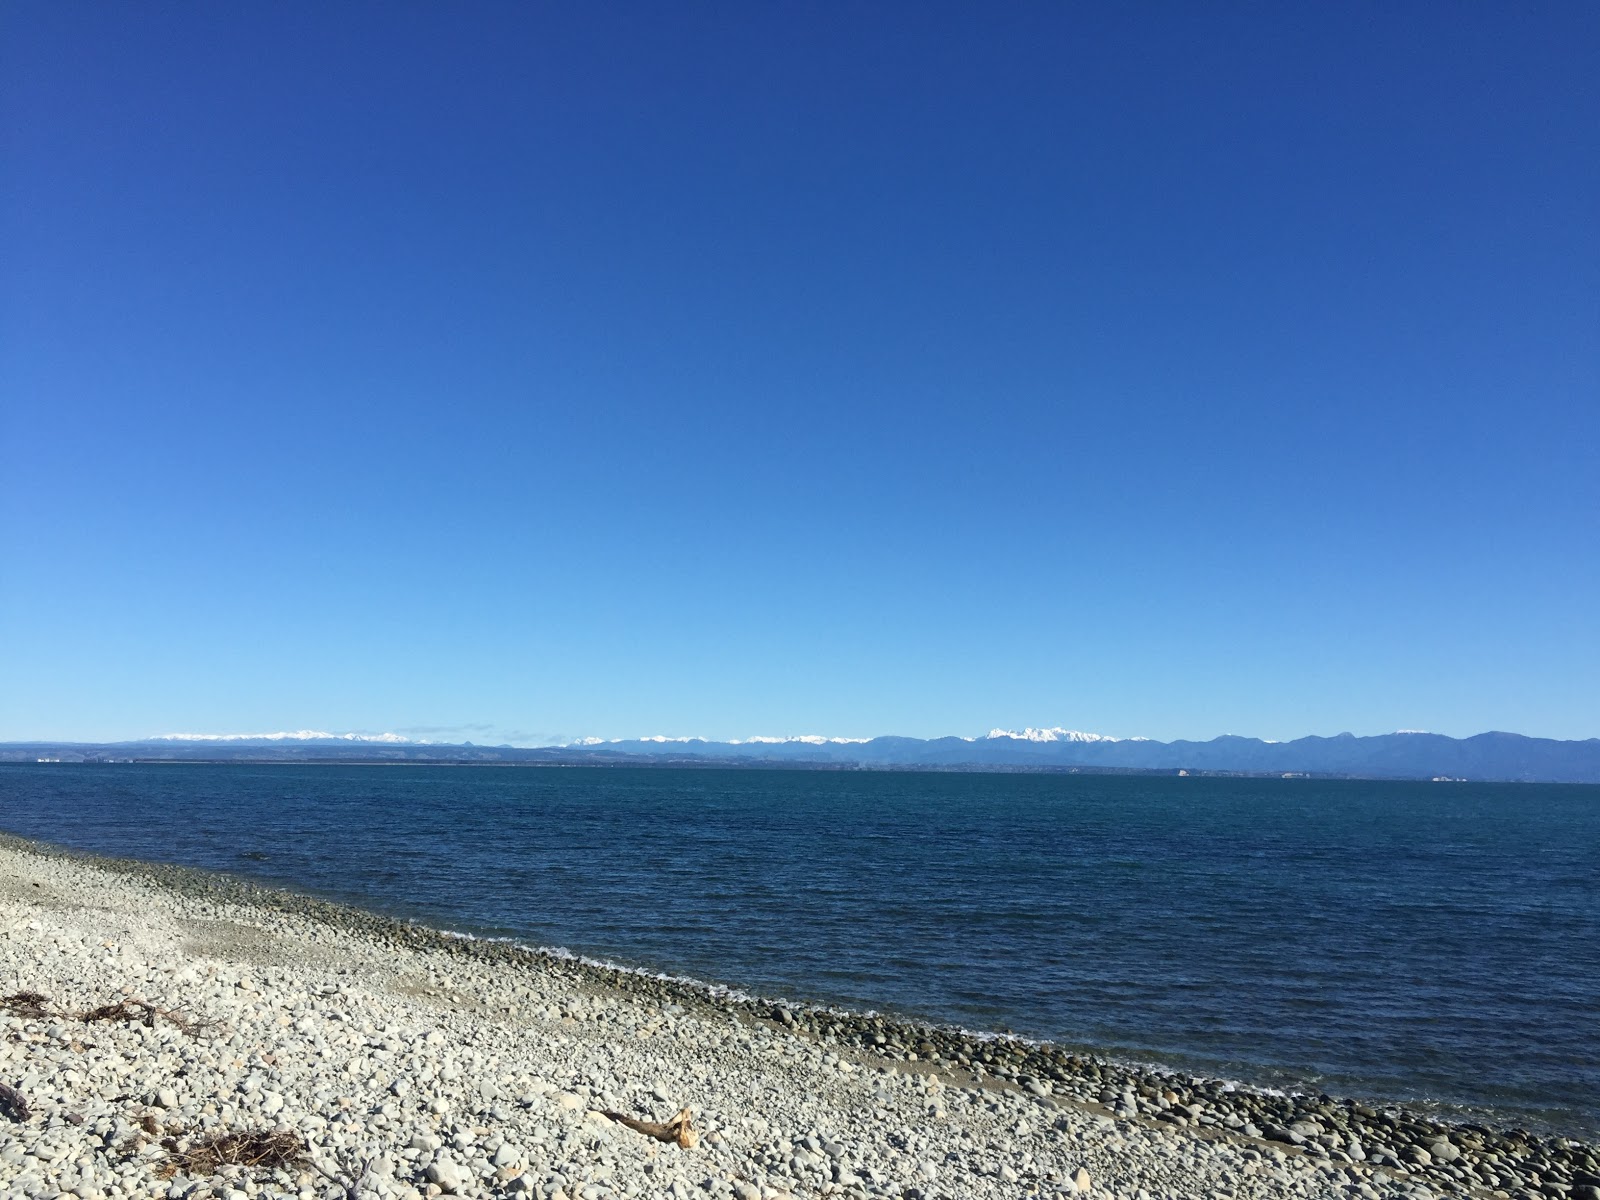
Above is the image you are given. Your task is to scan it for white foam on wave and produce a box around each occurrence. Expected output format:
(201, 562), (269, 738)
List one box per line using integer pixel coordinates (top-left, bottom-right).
(433, 927), (760, 1004)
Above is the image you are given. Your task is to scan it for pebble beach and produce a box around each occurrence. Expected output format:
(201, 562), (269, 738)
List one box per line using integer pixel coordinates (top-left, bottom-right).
(2, 834), (1596, 1200)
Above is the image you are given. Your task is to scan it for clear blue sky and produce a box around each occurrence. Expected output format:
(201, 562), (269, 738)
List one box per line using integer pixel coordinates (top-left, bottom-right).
(2, 3), (1596, 745)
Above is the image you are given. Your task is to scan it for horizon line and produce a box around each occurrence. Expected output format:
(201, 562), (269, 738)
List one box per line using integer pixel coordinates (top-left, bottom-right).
(5, 726), (1598, 749)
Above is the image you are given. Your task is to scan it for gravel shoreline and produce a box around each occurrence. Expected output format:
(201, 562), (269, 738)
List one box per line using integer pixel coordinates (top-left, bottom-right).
(1, 834), (1594, 1200)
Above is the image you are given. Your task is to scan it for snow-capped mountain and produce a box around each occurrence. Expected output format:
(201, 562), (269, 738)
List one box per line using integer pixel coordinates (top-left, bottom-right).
(985, 727), (1122, 743)
(151, 730), (417, 744)
(731, 735), (873, 746)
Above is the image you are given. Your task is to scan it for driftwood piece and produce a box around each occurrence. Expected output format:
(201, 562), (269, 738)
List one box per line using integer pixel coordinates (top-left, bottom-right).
(600, 1106), (698, 1148)
(0, 1081), (30, 1123)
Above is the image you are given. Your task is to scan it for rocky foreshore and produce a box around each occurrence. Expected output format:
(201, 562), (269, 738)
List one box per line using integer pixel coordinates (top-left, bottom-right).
(1, 835), (1595, 1200)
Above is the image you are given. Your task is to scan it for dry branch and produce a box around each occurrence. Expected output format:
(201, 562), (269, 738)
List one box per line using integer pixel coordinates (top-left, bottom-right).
(600, 1106), (698, 1148)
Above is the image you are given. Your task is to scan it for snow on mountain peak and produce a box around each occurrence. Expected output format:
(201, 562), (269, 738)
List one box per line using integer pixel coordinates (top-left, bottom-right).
(569, 734), (874, 747)
(568, 728), (1133, 747)
(731, 735), (872, 745)
(985, 727), (1121, 744)
(152, 730), (415, 744)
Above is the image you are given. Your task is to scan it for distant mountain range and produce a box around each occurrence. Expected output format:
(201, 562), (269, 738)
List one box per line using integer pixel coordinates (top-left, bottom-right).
(4, 727), (1600, 783)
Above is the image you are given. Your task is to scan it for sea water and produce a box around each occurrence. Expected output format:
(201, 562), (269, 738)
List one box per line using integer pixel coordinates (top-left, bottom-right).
(2, 763), (1596, 1136)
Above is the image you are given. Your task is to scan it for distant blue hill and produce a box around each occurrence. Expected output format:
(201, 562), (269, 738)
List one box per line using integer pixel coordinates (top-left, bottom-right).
(579, 729), (1600, 782)
(4, 728), (1600, 783)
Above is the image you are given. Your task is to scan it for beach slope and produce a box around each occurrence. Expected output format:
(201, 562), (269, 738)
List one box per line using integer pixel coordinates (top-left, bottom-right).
(0, 839), (1558, 1200)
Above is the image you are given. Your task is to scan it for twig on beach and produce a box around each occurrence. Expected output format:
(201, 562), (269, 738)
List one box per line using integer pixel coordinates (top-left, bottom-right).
(0, 1081), (30, 1123)
(311, 1152), (374, 1200)
(600, 1106), (699, 1149)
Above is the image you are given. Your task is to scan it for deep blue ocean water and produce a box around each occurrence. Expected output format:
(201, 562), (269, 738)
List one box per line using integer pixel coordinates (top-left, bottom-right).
(2, 764), (1596, 1137)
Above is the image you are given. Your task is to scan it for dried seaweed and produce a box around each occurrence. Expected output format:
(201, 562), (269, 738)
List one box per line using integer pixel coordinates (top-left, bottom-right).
(1, 990), (217, 1036)
(81, 1001), (146, 1023)
(158, 1130), (307, 1178)
(0, 1081), (30, 1122)
(80, 999), (218, 1036)
(0, 991), (51, 1019)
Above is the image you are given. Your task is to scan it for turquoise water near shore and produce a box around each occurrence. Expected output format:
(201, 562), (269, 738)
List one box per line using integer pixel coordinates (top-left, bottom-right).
(2, 763), (1596, 1137)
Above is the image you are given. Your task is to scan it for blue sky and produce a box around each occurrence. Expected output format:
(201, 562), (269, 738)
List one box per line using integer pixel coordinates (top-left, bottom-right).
(2, 4), (1596, 745)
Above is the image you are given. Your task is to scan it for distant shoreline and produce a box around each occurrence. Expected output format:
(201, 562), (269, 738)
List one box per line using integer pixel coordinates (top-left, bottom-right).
(4, 755), (1332, 779)
(5, 753), (1599, 786)
(6, 727), (1599, 783)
